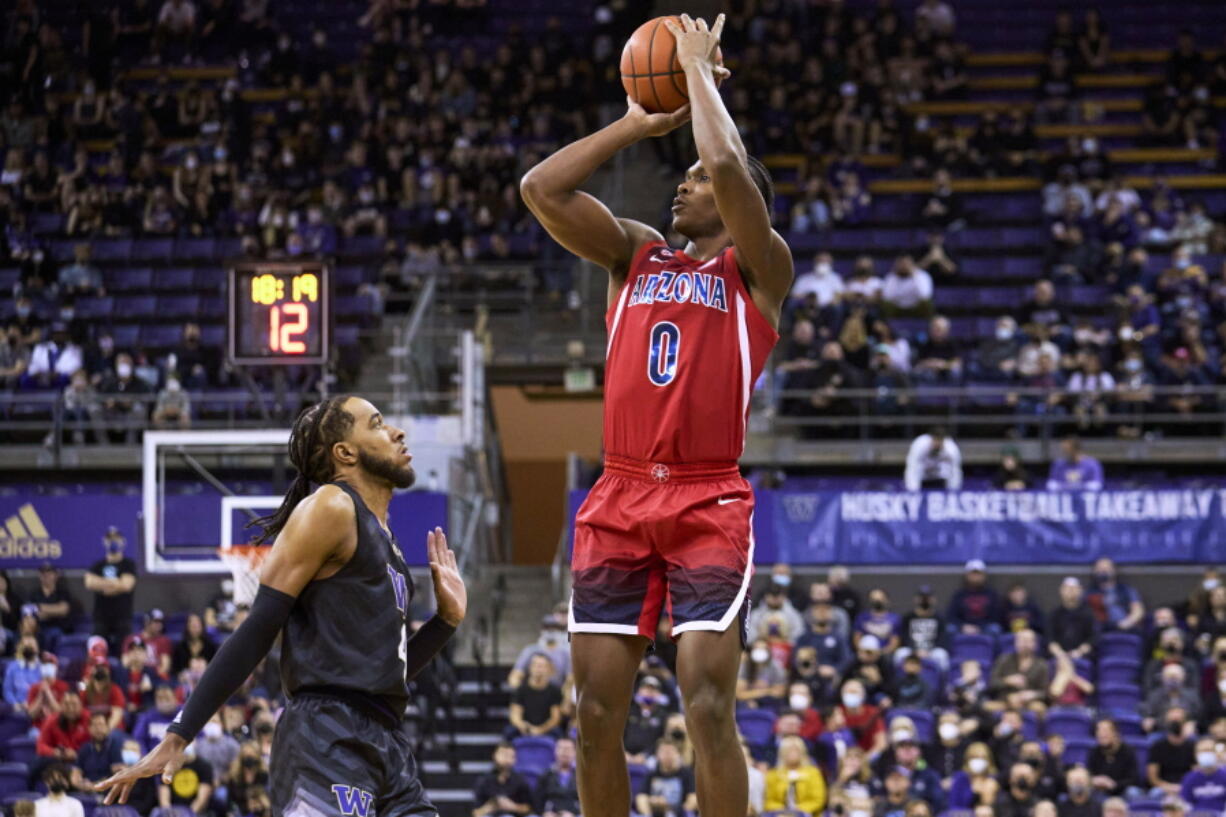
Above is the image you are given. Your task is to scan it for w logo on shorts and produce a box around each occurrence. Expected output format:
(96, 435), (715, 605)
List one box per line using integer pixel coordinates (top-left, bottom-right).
(331, 784), (374, 817)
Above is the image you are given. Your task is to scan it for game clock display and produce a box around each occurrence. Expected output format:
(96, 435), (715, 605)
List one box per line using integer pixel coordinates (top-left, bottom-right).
(227, 262), (331, 365)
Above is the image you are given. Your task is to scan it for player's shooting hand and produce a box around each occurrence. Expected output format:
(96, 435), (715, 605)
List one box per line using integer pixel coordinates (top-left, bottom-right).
(664, 13), (725, 71)
(95, 733), (187, 805)
(427, 527), (467, 627)
(624, 98), (691, 138)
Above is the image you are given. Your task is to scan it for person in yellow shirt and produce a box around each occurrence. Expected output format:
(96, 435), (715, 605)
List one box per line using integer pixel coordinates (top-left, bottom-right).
(764, 736), (827, 815)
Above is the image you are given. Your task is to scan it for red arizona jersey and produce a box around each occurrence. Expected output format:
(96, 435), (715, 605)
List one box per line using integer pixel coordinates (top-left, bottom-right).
(603, 240), (779, 463)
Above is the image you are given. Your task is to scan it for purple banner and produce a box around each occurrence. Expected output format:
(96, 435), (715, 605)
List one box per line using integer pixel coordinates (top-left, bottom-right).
(0, 489), (448, 570)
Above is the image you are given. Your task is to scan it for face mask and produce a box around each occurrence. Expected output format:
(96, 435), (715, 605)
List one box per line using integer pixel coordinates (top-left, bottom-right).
(16, 306), (31, 318)
(815, 263), (833, 277)
(789, 694), (810, 711)
(1218, 679), (1226, 695)
(40, 664), (55, 680)
(774, 574), (792, 587)
(939, 723), (960, 742)
(871, 600), (887, 611)
(329, 125), (344, 141)
(1095, 572), (1113, 584)
(968, 757), (989, 775)
(20, 648), (35, 662)
(996, 327), (1013, 341)
(106, 541), (124, 555)
(48, 781), (66, 795)
(1164, 677), (1182, 690)
(998, 722), (1015, 737)
(842, 692), (863, 709)
(1082, 138), (1098, 153)
(1207, 579), (1221, 591)
(634, 693), (655, 706)
(751, 648), (770, 664)
(1199, 751), (1218, 769)
(669, 728), (686, 741)
(122, 749), (140, 765)
(1176, 257), (1191, 270)
(184, 155), (198, 170)
(241, 756), (259, 769)
(117, 363), (133, 378)
(166, 379), (181, 393)
(1125, 358), (1143, 373)
(93, 668), (108, 682)
(1069, 783), (1088, 797)
(203, 722), (222, 739)
(1013, 778), (1032, 791)
(1169, 721), (1185, 736)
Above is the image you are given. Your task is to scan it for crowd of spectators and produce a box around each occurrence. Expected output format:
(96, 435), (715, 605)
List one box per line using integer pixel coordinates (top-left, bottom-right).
(1, 0), (642, 442)
(488, 560), (1226, 817)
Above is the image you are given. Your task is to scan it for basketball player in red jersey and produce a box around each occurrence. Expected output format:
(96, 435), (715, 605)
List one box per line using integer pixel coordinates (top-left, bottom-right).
(521, 14), (792, 817)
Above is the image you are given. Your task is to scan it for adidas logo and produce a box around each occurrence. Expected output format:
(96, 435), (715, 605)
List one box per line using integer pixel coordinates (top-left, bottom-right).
(0, 504), (63, 560)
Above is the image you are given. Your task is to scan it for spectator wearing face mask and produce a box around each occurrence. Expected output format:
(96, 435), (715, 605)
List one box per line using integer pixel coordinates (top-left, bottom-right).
(1087, 557), (1146, 632)
(34, 763), (82, 817)
(80, 661), (126, 733)
(750, 582), (806, 647)
(194, 715), (240, 792)
(994, 762), (1040, 817)
(785, 683), (825, 742)
(83, 527), (137, 652)
(928, 714), (970, 781)
(874, 722), (945, 811)
(738, 638), (789, 708)
(890, 655), (935, 709)
(829, 679), (887, 756)
(507, 614), (570, 689)
(225, 743), (269, 816)
(26, 655), (67, 723)
(4, 636), (42, 710)
(1058, 766), (1102, 817)
(1148, 706), (1196, 798)
(623, 675), (668, 763)
(1145, 664), (1203, 731)
(1180, 738), (1226, 810)
(791, 253), (845, 309)
(948, 742), (998, 809)
(897, 585), (949, 672)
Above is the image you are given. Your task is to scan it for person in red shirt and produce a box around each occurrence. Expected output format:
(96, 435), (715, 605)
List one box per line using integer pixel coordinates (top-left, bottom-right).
(785, 682), (825, 741)
(81, 663), (127, 732)
(829, 678), (887, 755)
(36, 691), (89, 760)
(26, 653), (69, 723)
(81, 635), (111, 681)
(122, 610), (173, 674)
(120, 638), (162, 713)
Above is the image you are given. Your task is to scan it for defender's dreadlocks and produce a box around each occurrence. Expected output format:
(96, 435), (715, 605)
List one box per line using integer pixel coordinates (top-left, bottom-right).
(250, 395), (356, 544)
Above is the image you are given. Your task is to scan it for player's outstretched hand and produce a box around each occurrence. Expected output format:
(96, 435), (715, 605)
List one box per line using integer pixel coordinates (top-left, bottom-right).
(427, 526), (467, 627)
(665, 13), (725, 71)
(95, 732), (188, 804)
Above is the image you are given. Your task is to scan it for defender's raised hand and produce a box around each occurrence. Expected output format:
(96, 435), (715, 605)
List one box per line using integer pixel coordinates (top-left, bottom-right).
(427, 527), (466, 627)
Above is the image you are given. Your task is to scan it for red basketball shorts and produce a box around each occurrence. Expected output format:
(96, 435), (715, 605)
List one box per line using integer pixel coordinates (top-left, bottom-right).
(568, 455), (756, 642)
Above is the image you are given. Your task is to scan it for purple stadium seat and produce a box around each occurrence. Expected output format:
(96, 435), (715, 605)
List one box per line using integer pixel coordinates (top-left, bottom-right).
(95, 807), (141, 817)
(340, 235), (383, 256)
(115, 295), (157, 316)
(111, 325), (141, 349)
(0, 769), (27, 798)
(1061, 736), (1095, 767)
(934, 288), (977, 309)
(76, 296), (115, 319)
(200, 325), (226, 347)
(3, 793), (42, 809)
(92, 239), (133, 262)
(1114, 712), (1144, 739)
(512, 736), (555, 787)
(140, 325), (183, 349)
(1045, 708), (1092, 740)
(154, 295), (201, 318)
(1097, 657), (1141, 686)
(335, 265), (369, 288)
(951, 633), (995, 665)
(736, 708), (777, 748)
(49, 240), (76, 262)
(335, 295), (376, 317)
(131, 238), (174, 263)
(628, 762), (649, 795)
(175, 237), (216, 261)
(107, 267), (154, 291)
(155, 268), (196, 291)
(1099, 632), (1142, 661)
(978, 287), (1025, 309)
(334, 325), (361, 347)
(4, 737), (35, 765)
(1098, 683), (1141, 713)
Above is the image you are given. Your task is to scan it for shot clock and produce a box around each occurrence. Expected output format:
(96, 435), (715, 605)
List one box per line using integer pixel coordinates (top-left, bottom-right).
(227, 262), (331, 365)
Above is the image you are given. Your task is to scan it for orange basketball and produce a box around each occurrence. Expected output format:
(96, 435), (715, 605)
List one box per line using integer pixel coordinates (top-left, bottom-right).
(620, 16), (724, 114)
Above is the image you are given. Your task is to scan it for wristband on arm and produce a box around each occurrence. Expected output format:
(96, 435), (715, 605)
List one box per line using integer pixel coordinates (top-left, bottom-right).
(166, 583), (296, 742)
(404, 616), (457, 682)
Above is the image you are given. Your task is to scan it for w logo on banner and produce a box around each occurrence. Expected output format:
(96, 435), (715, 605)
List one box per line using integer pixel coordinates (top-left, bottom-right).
(783, 494), (820, 523)
(332, 784), (374, 817)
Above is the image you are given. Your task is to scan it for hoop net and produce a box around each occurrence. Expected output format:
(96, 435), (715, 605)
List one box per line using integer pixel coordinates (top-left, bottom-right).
(217, 545), (271, 606)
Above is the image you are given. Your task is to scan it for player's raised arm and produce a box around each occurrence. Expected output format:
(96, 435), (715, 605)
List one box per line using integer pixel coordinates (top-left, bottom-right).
(667, 14), (793, 317)
(520, 102), (688, 280)
(95, 486), (354, 805)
